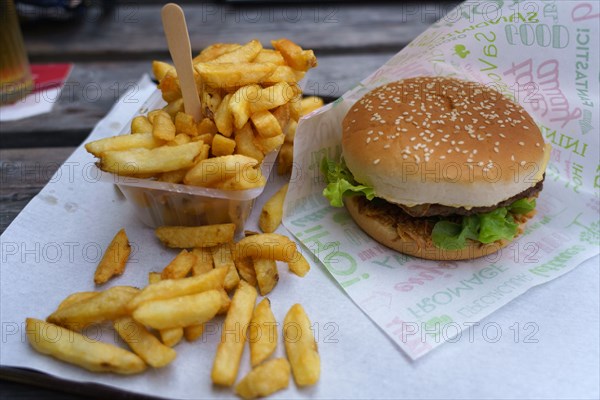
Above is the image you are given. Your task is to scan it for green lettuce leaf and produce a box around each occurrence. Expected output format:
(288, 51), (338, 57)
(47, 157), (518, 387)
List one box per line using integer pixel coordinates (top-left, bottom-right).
(320, 157), (375, 207)
(508, 198), (536, 214)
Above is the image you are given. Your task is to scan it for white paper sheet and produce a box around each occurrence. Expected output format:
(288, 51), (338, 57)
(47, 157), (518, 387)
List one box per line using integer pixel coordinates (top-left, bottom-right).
(283, 0), (600, 359)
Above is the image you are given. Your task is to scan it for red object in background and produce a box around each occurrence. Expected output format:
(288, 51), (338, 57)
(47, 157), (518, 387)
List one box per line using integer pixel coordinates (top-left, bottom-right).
(30, 63), (72, 93)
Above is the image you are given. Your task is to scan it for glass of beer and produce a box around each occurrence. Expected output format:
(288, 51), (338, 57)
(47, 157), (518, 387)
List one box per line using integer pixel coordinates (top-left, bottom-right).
(1, 0), (33, 105)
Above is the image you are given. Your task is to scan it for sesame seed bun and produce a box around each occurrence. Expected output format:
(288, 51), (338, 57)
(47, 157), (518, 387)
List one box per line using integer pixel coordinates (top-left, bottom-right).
(342, 77), (547, 208)
(346, 195), (535, 261)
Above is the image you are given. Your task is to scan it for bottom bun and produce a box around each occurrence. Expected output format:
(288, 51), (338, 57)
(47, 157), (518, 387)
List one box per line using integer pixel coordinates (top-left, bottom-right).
(345, 196), (533, 261)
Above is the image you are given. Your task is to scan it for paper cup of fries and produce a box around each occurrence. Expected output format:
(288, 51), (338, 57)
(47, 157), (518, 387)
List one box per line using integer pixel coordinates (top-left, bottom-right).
(86, 39), (317, 233)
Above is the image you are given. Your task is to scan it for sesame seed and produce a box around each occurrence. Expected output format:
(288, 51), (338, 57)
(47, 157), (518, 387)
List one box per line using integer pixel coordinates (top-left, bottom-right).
(519, 141), (525, 146)
(373, 159), (381, 165)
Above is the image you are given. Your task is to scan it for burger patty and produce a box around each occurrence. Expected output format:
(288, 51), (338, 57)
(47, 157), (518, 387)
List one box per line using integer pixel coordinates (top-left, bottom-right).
(393, 175), (545, 218)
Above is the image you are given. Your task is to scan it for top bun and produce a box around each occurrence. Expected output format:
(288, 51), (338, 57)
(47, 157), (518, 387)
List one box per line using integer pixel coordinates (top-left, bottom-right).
(342, 77), (548, 208)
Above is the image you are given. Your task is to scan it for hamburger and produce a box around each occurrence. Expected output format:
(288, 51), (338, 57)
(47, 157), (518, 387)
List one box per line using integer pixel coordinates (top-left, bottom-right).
(321, 77), (550, 260)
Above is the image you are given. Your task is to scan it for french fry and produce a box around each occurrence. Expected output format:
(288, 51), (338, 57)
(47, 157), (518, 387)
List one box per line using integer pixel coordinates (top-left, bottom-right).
(254, 132), (285, 155)
(175, 112), (198, 136)
(47, 286), (139, 330)
(163, 98), (184, 118)
(161, 249), (196, 280)
(271, 38), (317, 71)
(209, 39), (262, 64)
(128, 267), (227, 310)
(93, 229), (131, 285)
(191, 247), (214, 276)
(148, 273), (184, 347)
(114, 317), (177, 368)
(158, 168), (187, 184)
(212, 134), (236, 156)
(100, 142), (203, 176)
(131, 116), (153, 134)
(85, 133), (161, 157)
(217, 288), (232, 314)
(212, 244), (240, 291)
(234, 123), (264, 162)
(56, 292), (99, 311)
(184, 323), (205, 342)
(249, 298), (277, 367)
(153, 111), (176, 141)
(253, 49), (285, 65)
(234, 233), (297, 262)
(214, 93), (234, 137)
(195, 62), (277, 90)
(248, 82), (297, 114)
(26, 318), (146, 375)
(158, 70), (181, 102)
(197, 117), (218, 136)
(155, 224), (235, 248)
(201, 88), (223, 116)
(259, 183), (288, 233)
(217, 168), (266, 190)
(235, 257), (257, 286)
(283, 304), (320, 386)
(288, 252), (310, 277)
(133, 290), (222, 330)
(251, 110), (283, 138)
(193, 43), (241, 64)
(229, 84), (260, 130)
(272, 103), (291, 134)
(184, 155), (259, 188)
(152, 60), (175, 82)
(277, 142), (293, 175)
(211, 281), (257, 386)
(300, 96), (325, 116)
(262, 65), (300, 85)
(167, 133), (192, 146)
(235, 358), (290, 400)
(253, 259), (279, 296)
(284, 119), (297, 143)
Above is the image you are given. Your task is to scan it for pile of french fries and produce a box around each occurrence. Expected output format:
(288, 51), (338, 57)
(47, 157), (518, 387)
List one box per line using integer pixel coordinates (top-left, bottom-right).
(85, 38), (323, 189)
(26, 223), (318, 399)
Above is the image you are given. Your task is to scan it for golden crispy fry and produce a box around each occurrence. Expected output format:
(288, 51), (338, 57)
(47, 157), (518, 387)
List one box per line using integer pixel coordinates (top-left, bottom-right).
(158, 71), (182, 102)
(184, 323), (205, 342)
(161, 249), (196, 279)
(131, 116), (153, 134)
(272, 104), (290, 133)
(254, 133), (284, 155)
(254, 259), (279, 296)
(167, 133), (192, 146)
(193, 143), (211, 164)
(289, 93), (302, 121)
(214, 93), (234, 137)
(85, 133), (161, 157)
(47, 286), (139, 330)
(229, 84), (260, 130)
(283, 304), (320, 386)
(100, 142), (203, 176)
(56, 292), (99, 311)
(235, 358), (291, 400)
(277, 142), (293, 175)
(152, 60), (175, 81)
(248, 82), (298, 114)
(158, 168), (187, 184)
(234, 123), (264, 162)
(195, 62), (276, 90)
(284, 119), (297, 143)
(249, 298), (278, 367)
(253, 49), (285, 65)
(155, 224), (235, 248)
(153, 111), (176, 141)
(191, 247), (214, 276)
(197, 117), (218, 136)
(94, 229), (130, 285)
(271, 38), (317, 72)
(209, 39), (262, 64)
(217, 167), (266, 190)
(300, 96), (325, 116)
(234, 233), (297, 262)
(184, 154), (259, 188)
(26, 318), (146, 375)
(288, 252), (310, 277)
(175, 112), (198, 136)
(262, 65), (300, 85)
(235, 257), (257, 286)
(147, 109), (162, 124)
(212, 244), (240, 292)
(212, 134), (236, 156)
(148, 273), (184, 347)
(259, 184), (288, 233)
(114, 317), (177, 368)
(211, 281), (258, 386)
(133, 290), (222, 330)
(193, 43), (241, 64)
(217, 288), (231, 314)
(163, 98), (184, 118)
(201, 88), (222, 116)
(251, 110), (283, 138)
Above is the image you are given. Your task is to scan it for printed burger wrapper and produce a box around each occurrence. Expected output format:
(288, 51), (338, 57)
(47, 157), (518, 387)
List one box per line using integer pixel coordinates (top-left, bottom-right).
(283, 0), (600, 359)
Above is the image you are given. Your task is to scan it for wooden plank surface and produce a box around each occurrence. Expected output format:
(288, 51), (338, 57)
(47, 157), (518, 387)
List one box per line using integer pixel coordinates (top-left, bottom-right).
(0, 53), (392, 147)
(23, 2), (457, 62)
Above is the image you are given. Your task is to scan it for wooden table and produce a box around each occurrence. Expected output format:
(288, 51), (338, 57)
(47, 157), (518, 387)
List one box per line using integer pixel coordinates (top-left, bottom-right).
(0, 1), (457, 398)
